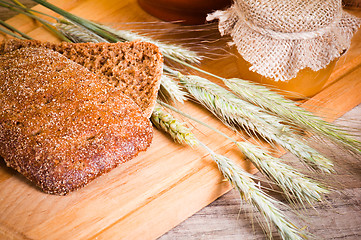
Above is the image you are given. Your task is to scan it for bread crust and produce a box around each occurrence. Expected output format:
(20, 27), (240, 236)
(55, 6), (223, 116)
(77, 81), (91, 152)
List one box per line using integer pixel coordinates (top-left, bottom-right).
(0, 39), (163, 118)
(0, 47), (153, 195)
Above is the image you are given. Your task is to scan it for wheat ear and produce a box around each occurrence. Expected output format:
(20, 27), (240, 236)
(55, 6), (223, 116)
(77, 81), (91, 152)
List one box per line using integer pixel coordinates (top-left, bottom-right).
(55, 20), (108, 43)
(159, 74), (187, 103)
(201, 144), (305, 240)
(151, 105), (198, 147)
(163, 54), (361, 155)
(225, 78), (361, 154)
(237, 142), (329, 205)
(168, 71), (334, 172)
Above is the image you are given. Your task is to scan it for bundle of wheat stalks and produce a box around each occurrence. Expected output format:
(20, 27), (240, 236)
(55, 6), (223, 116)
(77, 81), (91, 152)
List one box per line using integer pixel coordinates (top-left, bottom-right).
(1, 0), (361, 239)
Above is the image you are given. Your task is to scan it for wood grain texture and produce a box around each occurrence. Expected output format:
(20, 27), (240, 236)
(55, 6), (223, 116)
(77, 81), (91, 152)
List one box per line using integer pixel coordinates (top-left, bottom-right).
(160, 105), (361, 240)
(0, 1), (360, 240)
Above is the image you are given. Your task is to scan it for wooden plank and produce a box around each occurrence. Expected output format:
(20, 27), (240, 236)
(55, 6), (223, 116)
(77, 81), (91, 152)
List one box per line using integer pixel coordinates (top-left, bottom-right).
(302, 67), (361, 121)
(161, 177), (361, 239)
(0, 1), (361, 240)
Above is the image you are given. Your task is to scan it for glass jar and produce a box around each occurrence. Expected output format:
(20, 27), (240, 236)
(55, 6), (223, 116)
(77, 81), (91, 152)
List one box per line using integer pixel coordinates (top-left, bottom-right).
(234, 50), (338, 99)
(206, 0), (359, 100)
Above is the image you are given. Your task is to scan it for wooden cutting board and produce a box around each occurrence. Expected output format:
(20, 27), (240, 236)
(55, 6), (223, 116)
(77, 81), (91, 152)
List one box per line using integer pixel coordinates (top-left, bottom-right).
(0, 1), (361, 239)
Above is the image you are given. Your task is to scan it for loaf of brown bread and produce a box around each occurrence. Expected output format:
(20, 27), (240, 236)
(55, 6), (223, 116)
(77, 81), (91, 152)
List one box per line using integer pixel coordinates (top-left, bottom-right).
(0, 47), (153, 195)
(0, 39), (163, 118)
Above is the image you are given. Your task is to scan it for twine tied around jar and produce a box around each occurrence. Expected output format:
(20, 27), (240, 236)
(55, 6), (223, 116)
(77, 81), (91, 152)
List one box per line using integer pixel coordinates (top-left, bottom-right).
(207, 0), (361, 81)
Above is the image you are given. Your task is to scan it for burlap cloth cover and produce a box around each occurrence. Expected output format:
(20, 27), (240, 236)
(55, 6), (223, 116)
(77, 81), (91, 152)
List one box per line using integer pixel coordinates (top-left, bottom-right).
(207, 0), (361, 81)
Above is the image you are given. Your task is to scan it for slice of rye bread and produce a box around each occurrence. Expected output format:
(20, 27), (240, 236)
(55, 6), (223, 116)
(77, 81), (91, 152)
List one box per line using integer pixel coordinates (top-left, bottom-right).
(0, 47), (153, 195)
(0, 39), (163, 118)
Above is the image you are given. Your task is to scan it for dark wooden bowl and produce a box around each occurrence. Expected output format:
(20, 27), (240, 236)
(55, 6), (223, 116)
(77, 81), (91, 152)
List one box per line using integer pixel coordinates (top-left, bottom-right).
(138, 0), (232, 25)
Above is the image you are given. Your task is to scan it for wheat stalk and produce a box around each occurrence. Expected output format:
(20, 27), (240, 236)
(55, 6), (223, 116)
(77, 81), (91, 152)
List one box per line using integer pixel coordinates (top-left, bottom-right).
(0, 25), (27, 39)
(31, 0), (201, 63)
(154, 101), (306, 239)
(225, 78), (361, 154)
(25, 0), (201, 64)
(160, 101), (329, 205)
(94, 23), (202, 64)
(0, 19), (31, 39)
(0, 0), (71, 42)
(169, 71), (334, 172)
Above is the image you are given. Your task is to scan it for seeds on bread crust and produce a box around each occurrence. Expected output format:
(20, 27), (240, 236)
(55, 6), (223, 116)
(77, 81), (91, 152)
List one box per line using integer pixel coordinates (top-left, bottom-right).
(0, 47), (153, 195)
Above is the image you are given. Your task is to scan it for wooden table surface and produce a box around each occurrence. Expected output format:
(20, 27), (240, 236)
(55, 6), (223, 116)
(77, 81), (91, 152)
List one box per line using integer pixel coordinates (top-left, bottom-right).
(161, 104), (361, 240)
(1, 2), (361, 240)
